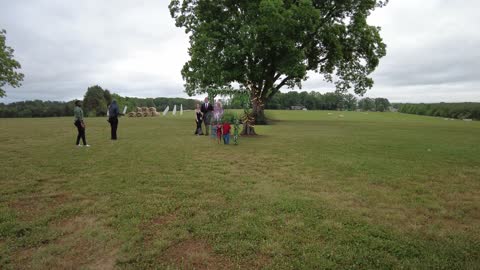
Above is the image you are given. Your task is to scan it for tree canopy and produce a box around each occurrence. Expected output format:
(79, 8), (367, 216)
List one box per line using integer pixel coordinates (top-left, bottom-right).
(0, 29), (24, 97)
(170, 0), (388, 126)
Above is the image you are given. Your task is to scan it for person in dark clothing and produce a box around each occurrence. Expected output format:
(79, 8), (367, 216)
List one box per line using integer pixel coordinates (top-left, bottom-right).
(108, 100), (119, 140)
(200, 97), (214, 136)
(194, 103), (204, 135)
(73, 100), (89, 147)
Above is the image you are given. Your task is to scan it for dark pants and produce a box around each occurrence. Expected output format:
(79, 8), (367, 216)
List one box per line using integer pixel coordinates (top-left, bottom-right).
(109, 117), (118, 140)
(75, 120), (87, 145)
(195, 120), (203, 135)
(204, 122), (210, 135)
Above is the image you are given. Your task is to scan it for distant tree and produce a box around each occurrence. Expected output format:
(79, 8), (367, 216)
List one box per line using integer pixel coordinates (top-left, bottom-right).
(344, 94), (358, 111)
(359, 97), (375, 111)
(0, 29), (24, 97)
(170, 0), (388, 133)
(104, 89), (113, 105)
(374, 98), (390, 112)
(83, 85), (108, 116)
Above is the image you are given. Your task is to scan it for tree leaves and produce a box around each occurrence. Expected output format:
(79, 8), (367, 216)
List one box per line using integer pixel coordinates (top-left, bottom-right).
(0, 29), (24, 98)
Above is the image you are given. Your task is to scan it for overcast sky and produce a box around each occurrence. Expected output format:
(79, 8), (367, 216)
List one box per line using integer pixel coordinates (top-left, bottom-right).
(1, 0), (479, 103)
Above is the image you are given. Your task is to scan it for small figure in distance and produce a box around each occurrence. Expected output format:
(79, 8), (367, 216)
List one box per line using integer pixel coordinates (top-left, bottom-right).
(201, 97), (214, 136)
(216, 120), (223, 144)
(213, 100), (224, 122)
(108, 100), (120, 140)
(74, 100), (89, 147)
(194, 103), (204, 136)
(222, 120), (231, 145)
(233, 118), (240, 145)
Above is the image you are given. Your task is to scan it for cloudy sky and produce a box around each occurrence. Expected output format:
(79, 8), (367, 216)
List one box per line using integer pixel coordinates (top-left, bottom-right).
(0, 0), (479, 103)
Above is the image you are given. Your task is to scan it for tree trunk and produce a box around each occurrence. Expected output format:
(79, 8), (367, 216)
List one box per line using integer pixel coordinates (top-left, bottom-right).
(241, 122), (256, 135)
(252, 96), (267, 125)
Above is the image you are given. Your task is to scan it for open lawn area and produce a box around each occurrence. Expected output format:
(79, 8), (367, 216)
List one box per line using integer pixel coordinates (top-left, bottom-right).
(1, 111), (479, 269)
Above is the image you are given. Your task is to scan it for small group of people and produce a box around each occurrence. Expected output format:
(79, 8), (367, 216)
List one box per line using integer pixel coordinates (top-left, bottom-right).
(73, 100), (121, 147)
(194, 97), (239, 145)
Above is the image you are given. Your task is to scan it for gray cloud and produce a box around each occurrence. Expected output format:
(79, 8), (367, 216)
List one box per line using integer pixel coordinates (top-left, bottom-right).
(1, 0), (479, 103)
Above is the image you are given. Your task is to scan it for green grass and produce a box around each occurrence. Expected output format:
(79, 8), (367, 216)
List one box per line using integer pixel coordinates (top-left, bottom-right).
(1, 110), (479, 269)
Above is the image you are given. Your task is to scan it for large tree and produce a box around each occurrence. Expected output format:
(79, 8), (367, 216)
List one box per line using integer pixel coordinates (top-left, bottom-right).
(170, 0), (388, 132)
(0, 29), (24, 98)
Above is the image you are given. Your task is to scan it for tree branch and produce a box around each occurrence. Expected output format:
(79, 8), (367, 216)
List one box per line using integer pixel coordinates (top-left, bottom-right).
(275, 76), (292, 91)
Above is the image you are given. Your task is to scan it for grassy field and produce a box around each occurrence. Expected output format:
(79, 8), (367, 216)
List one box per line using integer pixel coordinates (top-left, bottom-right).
(0, 110), (479, 269)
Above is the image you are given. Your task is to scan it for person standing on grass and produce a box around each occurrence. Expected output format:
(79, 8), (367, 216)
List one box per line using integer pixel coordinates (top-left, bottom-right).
(108, 100), (119, 140)
(216, 121), (223, 144)
(213, 100), (224, 122)
(201, 97), (214, 136)
(74, 100), (89, 147)
(222, 120), (231, 145)
(194, 103), (204, 135)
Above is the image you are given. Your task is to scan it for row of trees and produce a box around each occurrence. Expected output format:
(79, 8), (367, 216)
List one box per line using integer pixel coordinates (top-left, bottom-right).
(0, 100), (76, 118)
(0, 85), (199, 118)
(395, 103), (480, 120)
(225, 91), (391, 112)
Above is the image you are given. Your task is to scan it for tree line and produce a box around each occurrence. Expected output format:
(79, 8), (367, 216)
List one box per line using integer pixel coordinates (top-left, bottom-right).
(394, 103), (480, 120)
(225, 91), (391, 112)
(0, 85), (198, 118)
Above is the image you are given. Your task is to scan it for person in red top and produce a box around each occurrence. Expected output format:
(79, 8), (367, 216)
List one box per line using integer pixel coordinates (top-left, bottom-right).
(222, 120), (231, 145)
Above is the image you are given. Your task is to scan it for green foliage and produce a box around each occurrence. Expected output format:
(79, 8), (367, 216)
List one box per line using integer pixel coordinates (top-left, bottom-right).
(0, 100), (75, 118)
(0, 29), (24, 97)
(170, 0), (388, 123)
(83, 85), (109, 117)
(397, 103), (480, 120)
(226, 90), (388, 111)
(221, 110), (237, 123)
(374, 98), (391, 112)
(358, 97), (376, 111)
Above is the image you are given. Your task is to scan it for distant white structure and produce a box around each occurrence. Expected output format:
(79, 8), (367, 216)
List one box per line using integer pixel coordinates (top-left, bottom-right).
(163, 106), (170, 116)
(180, 104), (183, 115)
(173, 105), (177, 115)
(122, 106), (127, 115)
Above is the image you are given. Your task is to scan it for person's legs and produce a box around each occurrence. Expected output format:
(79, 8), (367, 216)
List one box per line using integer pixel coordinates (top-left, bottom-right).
(224, 134), (230, 144)
(110, 118), (118, 140)
(204, 122), (210, 135)
(198, 121), (203, 135)
(76, 125), (81, 145)
(80, 126), (87, 145)
(113, 118), (118, 139)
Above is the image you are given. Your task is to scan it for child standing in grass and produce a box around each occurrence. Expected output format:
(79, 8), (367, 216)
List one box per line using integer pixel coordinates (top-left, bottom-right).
(222, 120), (231, 145)
(216, 121), (223, 144)
(211, 120), (217, 140)
(233, 119), (240, 145)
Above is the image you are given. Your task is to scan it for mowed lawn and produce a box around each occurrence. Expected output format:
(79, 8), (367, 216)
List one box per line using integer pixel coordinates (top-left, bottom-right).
(0, 110), (479, 269)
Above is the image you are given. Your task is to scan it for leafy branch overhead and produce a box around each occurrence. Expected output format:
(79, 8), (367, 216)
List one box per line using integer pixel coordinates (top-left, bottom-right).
(0, 29), (24, 97)
(169, 0), (388, 101)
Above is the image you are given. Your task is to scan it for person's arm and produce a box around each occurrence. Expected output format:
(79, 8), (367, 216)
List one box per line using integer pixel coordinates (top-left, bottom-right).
(80, 109), (85, 128)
